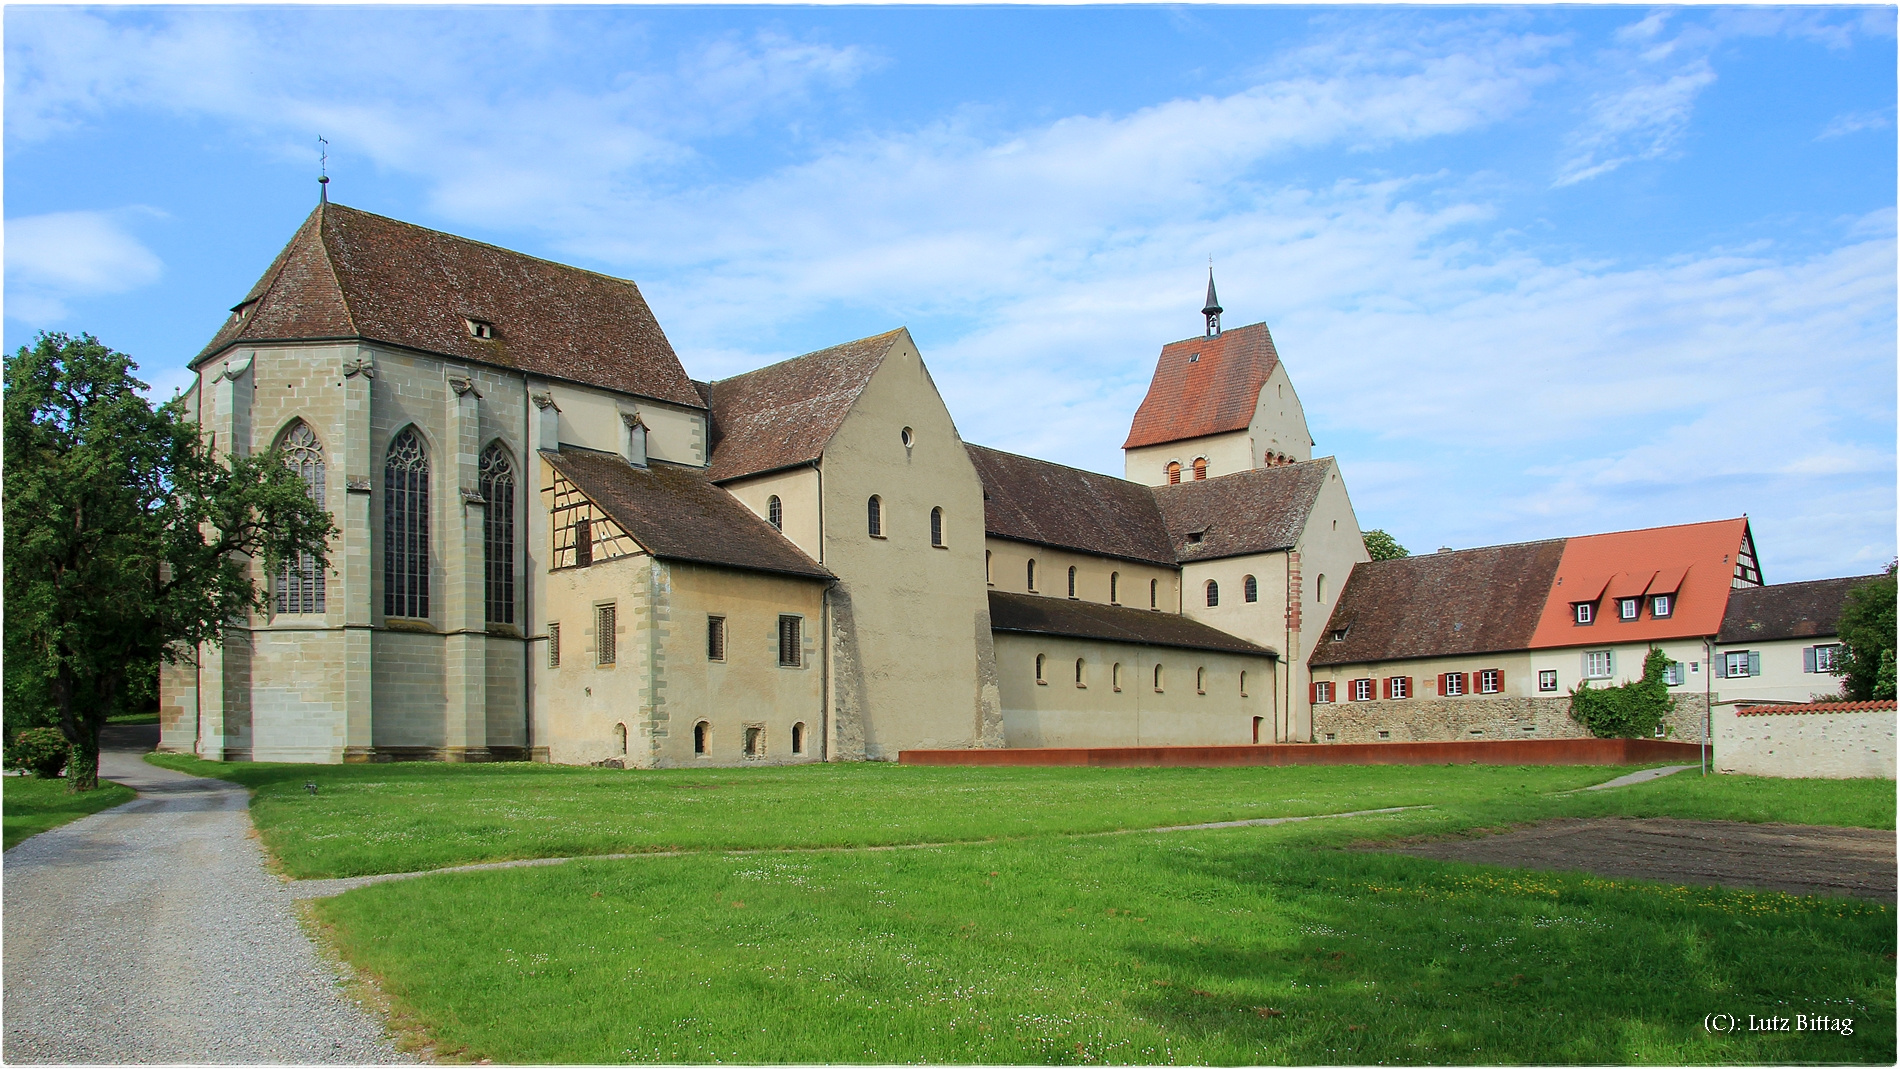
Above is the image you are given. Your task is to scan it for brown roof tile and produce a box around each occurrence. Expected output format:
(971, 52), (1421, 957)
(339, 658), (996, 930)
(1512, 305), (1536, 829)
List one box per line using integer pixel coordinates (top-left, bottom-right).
(1717, 574), (1883, 644)
(196, 204), (703, 408)
(1123, 321), (1282, 449)
(988, 591), (1278, 657)
(705, 330), (903, 483)
(1152, 459), (1331, 563)
(1308, 540), (1568, 667)
(1736, 700), (1896, 715)
(541, 449), (831, 581)
(966, 444), (1176, 566)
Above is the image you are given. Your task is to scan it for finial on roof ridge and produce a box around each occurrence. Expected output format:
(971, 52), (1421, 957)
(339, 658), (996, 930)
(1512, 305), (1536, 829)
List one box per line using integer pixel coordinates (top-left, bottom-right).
(1202, 261), (1222, 337)
(318, 135), (330, 204)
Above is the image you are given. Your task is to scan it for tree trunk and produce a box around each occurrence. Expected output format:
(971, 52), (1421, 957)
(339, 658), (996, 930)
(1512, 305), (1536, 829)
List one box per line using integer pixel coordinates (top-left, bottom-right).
(67, 728), (100, 792)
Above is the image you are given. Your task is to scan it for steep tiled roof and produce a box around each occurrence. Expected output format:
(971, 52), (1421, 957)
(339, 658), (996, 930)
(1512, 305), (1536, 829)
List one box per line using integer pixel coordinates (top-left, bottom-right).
(1153, 459), (1331, 563)
(1717, 574), (1883, 644)
(967, 445), (1176, 566)
(1528, 519), (1752, 649)
(541, 449), (831, 581)
(705, 330), (903, 483)
(196, 204), (703, 407)
(1736, 700), (1895, 716)
(988, 591), (1278, 657)
(1308, 540), (1568, 667)
(1123, 321), (1282, 449)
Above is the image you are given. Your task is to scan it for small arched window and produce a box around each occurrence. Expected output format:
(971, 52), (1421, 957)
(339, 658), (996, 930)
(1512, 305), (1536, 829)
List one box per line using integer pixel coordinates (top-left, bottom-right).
(1205, 580), (1219, 607)
(985, 550), (993, 583)
(1027, 558), (1037, 591)
(1240, 671), (1249, 697)
(1166, 461), (1182, 485)
(1035, 653), (1047, 684)
(1153, 663), (1165, 692)
(1196, 667), (1206, 693)
(384, 427), (430, 618)
(867, 495), (883, 537)
(1192, 457), (1208, 480)
(615, 722), (628, 756)
(694, 721), (710, 755)
(931, 506), (944, 547)
(1317, 574), (1328, 603)
(792, 722), (806, 755)
(1150, 578), (1159, 609)
(1067, 566), (1077, 599)
(1243, 575), (1258, 603)
(480, 443), (516, 624)
(1112, 662), (1123, 691)
(1075, 658), (1086, 687)
(767, 495), (783, 531)
(275, 421), (326, 615)
(1110, 572), (1120, 604)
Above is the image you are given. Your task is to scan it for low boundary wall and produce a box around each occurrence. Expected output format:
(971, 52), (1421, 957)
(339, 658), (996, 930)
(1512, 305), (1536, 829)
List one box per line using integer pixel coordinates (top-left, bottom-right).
(899, 738), (1705, 768)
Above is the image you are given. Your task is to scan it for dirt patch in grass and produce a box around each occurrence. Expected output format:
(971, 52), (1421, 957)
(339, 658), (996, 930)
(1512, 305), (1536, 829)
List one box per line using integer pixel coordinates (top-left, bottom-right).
(1371, 817), (1896, 901)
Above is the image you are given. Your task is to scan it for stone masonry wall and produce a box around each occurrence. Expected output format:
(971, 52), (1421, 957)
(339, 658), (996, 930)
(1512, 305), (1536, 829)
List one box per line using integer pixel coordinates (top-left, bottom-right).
(1316, 693), (1710, 745)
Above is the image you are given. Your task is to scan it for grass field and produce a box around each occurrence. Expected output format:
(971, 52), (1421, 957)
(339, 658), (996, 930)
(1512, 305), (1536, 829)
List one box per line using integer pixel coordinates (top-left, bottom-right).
(3, 775), (136, 850)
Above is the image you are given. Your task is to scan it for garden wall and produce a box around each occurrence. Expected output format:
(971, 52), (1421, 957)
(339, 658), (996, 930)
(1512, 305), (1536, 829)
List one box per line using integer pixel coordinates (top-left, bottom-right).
(899, 738), (1705, 767)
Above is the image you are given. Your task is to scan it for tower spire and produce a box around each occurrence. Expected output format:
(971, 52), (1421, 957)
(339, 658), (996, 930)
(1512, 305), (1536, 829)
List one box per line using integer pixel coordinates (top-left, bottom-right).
(318, 136), (330, 204)
(1201, 260), (1222, 337)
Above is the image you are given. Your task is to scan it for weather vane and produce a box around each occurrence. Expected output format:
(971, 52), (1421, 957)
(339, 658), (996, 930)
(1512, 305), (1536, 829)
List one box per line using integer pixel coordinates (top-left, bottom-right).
(318, 136), (330, 203)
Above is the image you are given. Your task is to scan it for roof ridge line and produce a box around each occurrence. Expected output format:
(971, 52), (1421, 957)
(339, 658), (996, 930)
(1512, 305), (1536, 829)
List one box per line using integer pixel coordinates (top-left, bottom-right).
(322, 201), (646, 291)
(711, 327), (908, 386)
(315, 201), (362, 338)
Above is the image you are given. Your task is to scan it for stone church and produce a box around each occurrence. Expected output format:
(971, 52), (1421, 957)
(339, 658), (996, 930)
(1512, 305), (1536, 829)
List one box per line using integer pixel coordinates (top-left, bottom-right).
(158, 201), (1369, 765)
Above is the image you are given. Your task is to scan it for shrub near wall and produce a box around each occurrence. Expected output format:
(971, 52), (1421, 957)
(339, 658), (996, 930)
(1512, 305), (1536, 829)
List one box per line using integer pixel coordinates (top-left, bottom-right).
(1570, 649), (1676, 739)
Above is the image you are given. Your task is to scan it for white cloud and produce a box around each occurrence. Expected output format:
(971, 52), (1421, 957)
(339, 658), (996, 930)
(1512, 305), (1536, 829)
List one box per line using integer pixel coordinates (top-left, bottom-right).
(1818, 110), (1893, 140)
(5, 210), (164, 323)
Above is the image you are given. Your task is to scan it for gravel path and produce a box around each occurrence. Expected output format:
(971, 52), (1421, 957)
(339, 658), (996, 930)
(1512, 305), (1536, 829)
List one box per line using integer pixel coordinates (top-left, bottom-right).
(2, 731), (410, 1064)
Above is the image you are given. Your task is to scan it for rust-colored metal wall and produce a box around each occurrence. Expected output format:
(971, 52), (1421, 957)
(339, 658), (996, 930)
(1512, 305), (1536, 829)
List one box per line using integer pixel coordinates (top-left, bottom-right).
(898, 738), (1703, 768)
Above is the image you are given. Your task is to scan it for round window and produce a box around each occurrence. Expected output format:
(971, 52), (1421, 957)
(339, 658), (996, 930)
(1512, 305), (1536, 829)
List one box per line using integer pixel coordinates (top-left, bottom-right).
(900, 427), (915, 448)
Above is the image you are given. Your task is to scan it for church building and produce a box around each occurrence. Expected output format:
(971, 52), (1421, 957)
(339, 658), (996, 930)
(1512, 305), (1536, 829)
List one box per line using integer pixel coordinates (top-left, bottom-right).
(157, 201), (1371, 764)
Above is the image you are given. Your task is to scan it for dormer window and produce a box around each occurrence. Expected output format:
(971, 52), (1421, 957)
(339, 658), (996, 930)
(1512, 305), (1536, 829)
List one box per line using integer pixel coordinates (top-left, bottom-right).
(465, 318), (495, 340)
(1618, 598), (1639, 621)
(1185, 530), (1204, 544)
(1188, 353), (1200, 363)
(1573, 602), (1594, 625)
(1651, 594), (1673, 618)
(230, 300), (257, 322)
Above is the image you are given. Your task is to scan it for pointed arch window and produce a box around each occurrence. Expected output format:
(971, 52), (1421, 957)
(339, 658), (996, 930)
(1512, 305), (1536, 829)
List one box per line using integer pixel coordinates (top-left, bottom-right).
(275, 421), (326, 614)
(384, 427), (430, 618)
(480, 443), (516, 624)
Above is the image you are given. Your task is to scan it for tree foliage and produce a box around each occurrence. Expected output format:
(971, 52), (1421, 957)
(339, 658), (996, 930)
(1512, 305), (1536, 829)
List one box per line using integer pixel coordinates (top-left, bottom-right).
(1569, 647), (1677, 739)
(1835, 563), (1897, 701)
(1363, 529), (1409, 561)
(3, 333), (336, 790)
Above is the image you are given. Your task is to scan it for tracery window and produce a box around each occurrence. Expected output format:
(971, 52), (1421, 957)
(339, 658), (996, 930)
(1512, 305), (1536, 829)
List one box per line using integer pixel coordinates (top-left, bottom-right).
(383, 427), (429, 618)
(480, 444), (516, 624)
(275, 421), (326, 615)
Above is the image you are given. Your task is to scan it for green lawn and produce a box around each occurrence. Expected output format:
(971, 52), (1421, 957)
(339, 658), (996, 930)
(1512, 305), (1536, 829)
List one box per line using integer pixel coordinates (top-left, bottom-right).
(316, 807), (1894, 1064)
(3, 775), (136, 849)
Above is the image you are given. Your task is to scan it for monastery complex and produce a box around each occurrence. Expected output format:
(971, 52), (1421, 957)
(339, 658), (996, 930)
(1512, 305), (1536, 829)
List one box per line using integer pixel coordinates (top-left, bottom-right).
(158, 203), (1879, 766)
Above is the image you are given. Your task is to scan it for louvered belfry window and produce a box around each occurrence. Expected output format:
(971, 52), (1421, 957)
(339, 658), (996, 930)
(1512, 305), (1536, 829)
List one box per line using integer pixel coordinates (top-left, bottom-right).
(480, 445), (515, 624)
(384, 428), (430, 618)
(275, 421), (326, 614)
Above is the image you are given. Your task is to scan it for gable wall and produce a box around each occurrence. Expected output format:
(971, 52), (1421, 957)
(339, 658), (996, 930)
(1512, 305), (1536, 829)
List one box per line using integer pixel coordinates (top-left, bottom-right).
(721, 467), (823, 564)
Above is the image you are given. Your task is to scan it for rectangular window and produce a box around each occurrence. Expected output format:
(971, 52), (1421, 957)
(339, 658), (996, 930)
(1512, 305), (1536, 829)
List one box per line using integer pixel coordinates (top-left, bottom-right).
(1724, 650), (1754, 678)
(1478, 669), (1501, 694)
(1807, 644), (1841, 673)
(1387, 676), (1410, 699)
(1583, 650), (1613, 679)
(1537, 669), (1558, 692)
(1618, 598), (1639, 621)
(573, 518), (593, 567)
(1573, 602), (1593, 624)
(596, 605), (616, 666)
(1663, 661), (1686, 686)
(778, 615), (802, 667)
(1312, 680), (1334, 704)
(1651, 594), (1673, 618)
(1351, 678), (1374, 702)
(707, 616), (726, 662)
(548, 623), (561, 668)
(1441, 672), (1465, 697)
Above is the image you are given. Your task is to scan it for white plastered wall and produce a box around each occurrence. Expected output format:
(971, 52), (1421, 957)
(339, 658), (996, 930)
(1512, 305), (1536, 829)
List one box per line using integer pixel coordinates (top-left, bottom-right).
(992, 633), (1277, 747)
(1714, 706), (1895, 779)
(1248, 362), (1313, 466)
(983, 538), (1179, 611)
(1123, 430), (1251, 487)
(721, 467), (823, 564)
(1708, 637), (1852, 706)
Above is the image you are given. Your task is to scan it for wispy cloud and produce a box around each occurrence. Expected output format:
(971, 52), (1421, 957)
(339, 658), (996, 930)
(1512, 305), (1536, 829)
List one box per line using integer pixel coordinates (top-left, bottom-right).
(4, 209), (164, 323)
(1818, 109), (1893, 140)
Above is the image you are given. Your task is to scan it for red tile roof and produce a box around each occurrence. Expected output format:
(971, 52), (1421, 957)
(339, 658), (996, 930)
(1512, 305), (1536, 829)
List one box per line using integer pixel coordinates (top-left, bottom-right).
(1528, 518), (1753, 649)
(1122, 322), (1282, 449)
(195, 203), (702, 408)
(1736, 700), (1896, 716)
(705, 330), (903, 483)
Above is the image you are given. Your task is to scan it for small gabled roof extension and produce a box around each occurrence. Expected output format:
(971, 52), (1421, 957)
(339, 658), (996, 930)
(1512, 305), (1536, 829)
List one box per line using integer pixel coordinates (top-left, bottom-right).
(1528, 518), (1753, 649)
(1308, 540), (1567, 668)
(706, 329), (905, 483)
(1153, 458), (1332, 563)
(988, 591), (1278, 658)
(541, 448), (831, 581)
(1717, 574), (1883, 644)
(967, 445), (1176, 566)
(197, 203), (702, 407)
(1123, 321), (1282, 450)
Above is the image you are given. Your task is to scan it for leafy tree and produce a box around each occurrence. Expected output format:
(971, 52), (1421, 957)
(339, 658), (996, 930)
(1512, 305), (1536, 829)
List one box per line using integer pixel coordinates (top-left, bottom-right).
(1569, 647), (1677, 739)
(4, 333), (335, 791)
(1836, 562), (1897, 701)
(1363, 529), (1409, 561)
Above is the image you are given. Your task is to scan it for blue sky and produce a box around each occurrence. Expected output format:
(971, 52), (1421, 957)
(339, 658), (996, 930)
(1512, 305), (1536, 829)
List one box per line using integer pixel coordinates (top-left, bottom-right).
(7, 5), (1894, 582)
